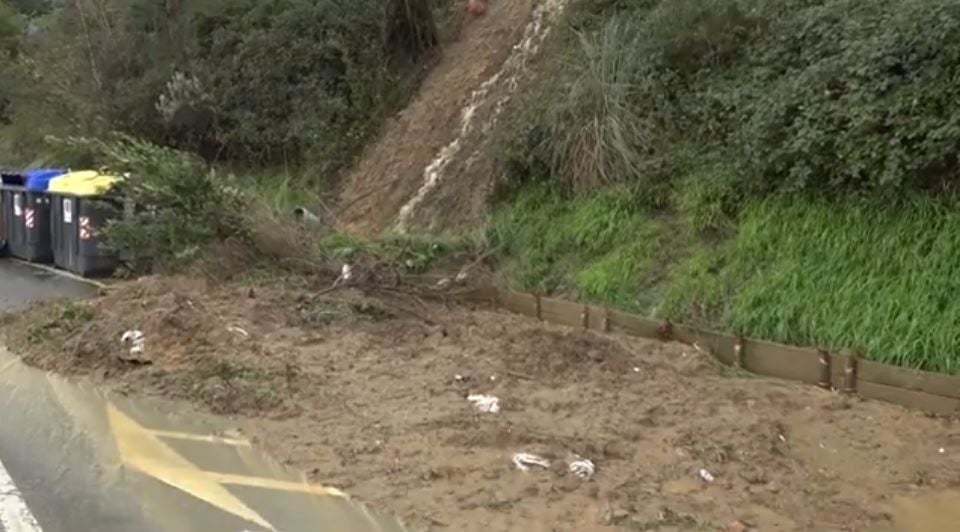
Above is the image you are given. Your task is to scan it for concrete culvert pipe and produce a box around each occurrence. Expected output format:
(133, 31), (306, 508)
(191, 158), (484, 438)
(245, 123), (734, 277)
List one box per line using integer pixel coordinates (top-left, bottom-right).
(293, 207), (321, 224)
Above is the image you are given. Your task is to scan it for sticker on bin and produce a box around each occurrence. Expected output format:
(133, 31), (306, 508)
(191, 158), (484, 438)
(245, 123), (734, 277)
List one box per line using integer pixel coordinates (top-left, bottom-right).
(63, 198), (73, 224)
(13, 194), (22, 217)
(25, 208), (35, 229)
(79, 216), (92, 240)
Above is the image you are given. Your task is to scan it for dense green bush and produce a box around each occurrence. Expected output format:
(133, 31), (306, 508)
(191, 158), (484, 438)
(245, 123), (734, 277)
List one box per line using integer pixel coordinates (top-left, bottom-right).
(50, 135), (249, 270)
(2, 0), (440, 176)
(503, 0), (960, 201)
(739, 0), (960, 193)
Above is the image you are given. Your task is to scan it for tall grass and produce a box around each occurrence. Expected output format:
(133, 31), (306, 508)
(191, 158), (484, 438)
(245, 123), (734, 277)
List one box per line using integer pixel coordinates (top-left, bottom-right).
(547, 19), (656, 191)
(662, 196), (960, 373)
(488, 186), (669, 311)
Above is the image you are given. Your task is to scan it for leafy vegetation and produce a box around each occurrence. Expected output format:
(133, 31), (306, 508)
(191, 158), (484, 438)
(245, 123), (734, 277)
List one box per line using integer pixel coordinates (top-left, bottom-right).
(494, 0), (960, 372)
(489, 186), (670, 312)
(0, 0), (444, 180)
(663, 196), (960, 374)
(48, 135), (250, 271)
(505, 0), (960, 198)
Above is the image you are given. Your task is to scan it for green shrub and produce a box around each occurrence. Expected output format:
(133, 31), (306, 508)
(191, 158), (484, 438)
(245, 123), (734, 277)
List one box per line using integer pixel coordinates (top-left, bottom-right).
(506, 0), (960, 203)
(738, 0), (960, 194)
(4, 0), (441, 174)
(51, 135), (249, 271)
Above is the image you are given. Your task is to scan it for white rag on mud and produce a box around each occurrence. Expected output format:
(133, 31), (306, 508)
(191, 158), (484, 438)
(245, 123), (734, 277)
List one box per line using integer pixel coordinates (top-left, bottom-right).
(569, 458), (595, 479)
(121, 330), (145, 355)
(467, 394), (500, 413)
(512, 453), (551, 471)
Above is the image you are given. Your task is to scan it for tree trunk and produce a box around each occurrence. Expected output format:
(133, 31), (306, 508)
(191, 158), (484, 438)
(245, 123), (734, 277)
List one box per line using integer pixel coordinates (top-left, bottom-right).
(386, 0), (438, 59)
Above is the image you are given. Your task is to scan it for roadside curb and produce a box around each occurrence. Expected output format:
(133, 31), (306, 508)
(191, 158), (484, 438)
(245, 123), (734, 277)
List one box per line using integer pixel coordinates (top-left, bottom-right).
(12, 259), (108, 291)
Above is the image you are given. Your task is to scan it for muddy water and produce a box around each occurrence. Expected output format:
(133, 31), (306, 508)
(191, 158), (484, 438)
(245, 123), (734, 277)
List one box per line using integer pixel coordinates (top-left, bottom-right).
(887, 491), (960, 532)
(0, 348), (410, 532)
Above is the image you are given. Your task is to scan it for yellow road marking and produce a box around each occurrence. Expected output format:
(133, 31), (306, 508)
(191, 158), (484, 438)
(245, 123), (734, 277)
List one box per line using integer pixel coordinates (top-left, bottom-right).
(205, 472), (347, 497)
(107, 404), (275, 530)
(150, 430), (251, 447)
(0, 359), (16, 374)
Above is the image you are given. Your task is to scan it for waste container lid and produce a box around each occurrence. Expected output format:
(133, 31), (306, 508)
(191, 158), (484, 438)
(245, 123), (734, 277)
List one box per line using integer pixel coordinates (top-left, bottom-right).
(48, 171), (122, 196)
(1, 172), (25, 187)
(24, 168), (67, 191)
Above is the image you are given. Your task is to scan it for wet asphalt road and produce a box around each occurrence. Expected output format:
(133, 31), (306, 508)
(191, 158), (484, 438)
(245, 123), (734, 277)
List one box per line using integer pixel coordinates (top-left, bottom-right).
(0, 260), (96, 311)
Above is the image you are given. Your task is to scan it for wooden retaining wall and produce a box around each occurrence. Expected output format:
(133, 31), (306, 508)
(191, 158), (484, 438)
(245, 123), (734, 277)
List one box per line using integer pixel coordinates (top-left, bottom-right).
(472, 288), (960, 415)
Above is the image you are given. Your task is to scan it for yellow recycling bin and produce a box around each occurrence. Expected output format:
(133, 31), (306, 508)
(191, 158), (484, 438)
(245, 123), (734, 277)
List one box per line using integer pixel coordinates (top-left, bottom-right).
(48, 170), (124, 277)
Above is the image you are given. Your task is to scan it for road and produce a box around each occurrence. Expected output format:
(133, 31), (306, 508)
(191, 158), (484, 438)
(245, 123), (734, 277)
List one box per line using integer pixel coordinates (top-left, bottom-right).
(0, 259), (411, 532)
(0, 261), (96, 309)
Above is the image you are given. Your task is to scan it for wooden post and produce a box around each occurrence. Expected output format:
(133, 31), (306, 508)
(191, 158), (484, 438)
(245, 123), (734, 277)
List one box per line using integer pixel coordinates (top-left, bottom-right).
(657, 320), (674, 342)
(535, 294), (542, 321)
(817, 349), (832, 390)
(734, 336), (745, 368)
(581, 304), (589, 329)
(843, 355), (858, 394)
(602, 307), (611, 333)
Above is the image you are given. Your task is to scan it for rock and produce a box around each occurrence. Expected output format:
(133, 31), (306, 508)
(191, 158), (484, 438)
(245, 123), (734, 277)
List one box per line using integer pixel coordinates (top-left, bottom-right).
(661, 478), (701, 495)
(598, 504), (631, 526)
(725, 520), (750, 532)
(467, 0), (487, 16)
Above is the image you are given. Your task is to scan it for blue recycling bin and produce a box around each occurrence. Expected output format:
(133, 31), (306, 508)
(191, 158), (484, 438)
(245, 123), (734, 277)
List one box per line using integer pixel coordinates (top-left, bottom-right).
(0, 168), (66, 262)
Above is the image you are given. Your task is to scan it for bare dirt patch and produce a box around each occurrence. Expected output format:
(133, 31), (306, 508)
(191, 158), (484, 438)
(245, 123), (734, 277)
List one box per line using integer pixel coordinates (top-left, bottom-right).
(4, 277), (960, 531)
(339, 0), (534, 233)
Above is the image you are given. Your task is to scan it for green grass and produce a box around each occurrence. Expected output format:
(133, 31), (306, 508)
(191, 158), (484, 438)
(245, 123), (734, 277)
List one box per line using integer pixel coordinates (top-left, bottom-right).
(662, 196), (960, 374)
(488, 185), (671, 312)
(492, 187), (960, 373)
(319, 232), (480, 274)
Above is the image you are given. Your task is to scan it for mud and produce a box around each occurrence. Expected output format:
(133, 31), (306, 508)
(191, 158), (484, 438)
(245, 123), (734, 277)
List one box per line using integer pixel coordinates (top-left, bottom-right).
(339, 0), (535, 233)
(4, 276), (960, 531)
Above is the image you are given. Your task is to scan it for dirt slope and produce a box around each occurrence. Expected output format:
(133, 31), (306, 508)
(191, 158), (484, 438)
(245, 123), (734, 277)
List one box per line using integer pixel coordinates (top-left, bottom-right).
(339, 0), (534, 234)
(5, 276), (960, 531)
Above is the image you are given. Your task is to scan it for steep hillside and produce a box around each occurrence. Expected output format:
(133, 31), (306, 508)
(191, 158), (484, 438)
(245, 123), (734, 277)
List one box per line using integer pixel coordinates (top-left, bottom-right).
(339, 0), (567, 234)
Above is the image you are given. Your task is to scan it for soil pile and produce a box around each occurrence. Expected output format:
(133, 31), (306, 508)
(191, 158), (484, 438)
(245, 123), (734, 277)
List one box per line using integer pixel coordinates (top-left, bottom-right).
(4, 278), (960, 531)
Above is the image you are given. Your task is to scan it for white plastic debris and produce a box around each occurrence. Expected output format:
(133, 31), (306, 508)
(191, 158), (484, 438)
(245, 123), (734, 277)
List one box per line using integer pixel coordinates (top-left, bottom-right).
(632, 367), (641, 373)
(939, 447), (946, 454)
(467, 394), (500, 413)
(226, 325), (249, 338)
(121, 330), (145, 353)
(569, 458), (596, 480)
(436, 277), (452, 289)
(513, 453), (551, 471)
(698, 468), (715, 483)
(340, 264), (354, 282)
(455, 270), (469, 283)
(120, 330), (147, 362)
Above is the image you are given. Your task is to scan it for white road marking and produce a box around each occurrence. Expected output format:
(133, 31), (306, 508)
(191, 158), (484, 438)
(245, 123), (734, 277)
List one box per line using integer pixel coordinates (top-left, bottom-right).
(0, 455), (43, 532)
